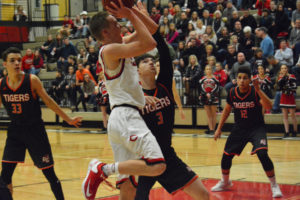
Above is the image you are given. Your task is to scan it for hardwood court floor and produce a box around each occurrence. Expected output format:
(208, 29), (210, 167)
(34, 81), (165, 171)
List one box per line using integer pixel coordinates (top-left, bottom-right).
(0, 127), (299, 200)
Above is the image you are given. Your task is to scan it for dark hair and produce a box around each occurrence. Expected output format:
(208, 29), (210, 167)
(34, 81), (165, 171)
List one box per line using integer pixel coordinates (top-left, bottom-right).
(262, 9), (270, 14)
(267, 55), (275, 60)
(89, 12), (110, 41)
(255, 48), (263, 54)
(237, 66), (251, 78)
(258, 27), (268, 33)
(2, 47), (21, 61)
(135, 54), (155, 67)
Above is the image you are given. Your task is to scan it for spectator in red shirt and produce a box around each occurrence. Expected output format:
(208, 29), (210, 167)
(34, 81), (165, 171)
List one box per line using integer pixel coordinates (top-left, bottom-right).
(30, 50), (44, 75)
(213, 62), (228, 87)
(60, 15), (74, 37)
(150, 7), (161, 24)
(21, 49), (34, 73)
(256, 0), (271, 16)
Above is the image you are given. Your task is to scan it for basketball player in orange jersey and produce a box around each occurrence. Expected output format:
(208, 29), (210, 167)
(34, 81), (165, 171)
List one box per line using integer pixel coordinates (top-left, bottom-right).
(212, 66), (282, 198)
(0, 47), (82, 199)
(82, 1), (166, 199)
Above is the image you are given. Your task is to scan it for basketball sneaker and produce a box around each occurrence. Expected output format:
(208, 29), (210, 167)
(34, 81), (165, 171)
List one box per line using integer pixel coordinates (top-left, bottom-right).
(211, 180), (233, 191)
(82, 159), (108, 200)
(271, 184), (283, 198)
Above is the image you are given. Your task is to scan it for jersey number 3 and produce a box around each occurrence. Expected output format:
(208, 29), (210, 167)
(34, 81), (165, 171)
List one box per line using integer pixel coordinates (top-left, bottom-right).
(240, 109), (248, 119)
(156, 112), (164, 125)
(12, 103), (22, 114)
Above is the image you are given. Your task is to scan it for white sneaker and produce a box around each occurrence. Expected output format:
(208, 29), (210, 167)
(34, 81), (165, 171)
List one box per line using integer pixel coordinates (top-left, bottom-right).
(211, 180), (233, 192)
(271, 184), (283, 198)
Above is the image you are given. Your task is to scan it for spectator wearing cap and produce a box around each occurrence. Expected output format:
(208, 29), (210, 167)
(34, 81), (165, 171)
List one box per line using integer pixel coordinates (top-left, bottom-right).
(80, 11), (90, 38)
(292, 1), (300, 28)
(274, 39), (293, 67)
(257, 27), (274, 58)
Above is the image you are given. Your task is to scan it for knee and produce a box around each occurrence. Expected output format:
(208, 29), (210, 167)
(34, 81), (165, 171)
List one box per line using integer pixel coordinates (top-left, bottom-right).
(149, 163), (166, 176)
(256, 149), (268, 160)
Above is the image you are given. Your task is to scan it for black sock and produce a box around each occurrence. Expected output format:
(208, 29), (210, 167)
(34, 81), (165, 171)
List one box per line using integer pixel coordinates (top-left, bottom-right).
(42, 167), (64, 200)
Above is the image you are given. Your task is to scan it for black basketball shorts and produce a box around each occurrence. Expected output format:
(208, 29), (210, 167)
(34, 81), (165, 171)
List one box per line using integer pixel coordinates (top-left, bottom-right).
(2, 122), (54, 169)
(224, 125), (268, 156)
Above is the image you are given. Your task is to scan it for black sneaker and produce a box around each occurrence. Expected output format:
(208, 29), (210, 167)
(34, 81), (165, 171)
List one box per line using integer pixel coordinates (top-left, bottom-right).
(205, 130), (210, 134)
(209, 130), (215, 135)
(292, 131), (297, 137)
(284, 132), (289, 138)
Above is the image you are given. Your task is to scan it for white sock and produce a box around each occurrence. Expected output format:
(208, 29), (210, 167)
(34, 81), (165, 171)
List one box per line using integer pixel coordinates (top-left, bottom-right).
(269, 176), (276, 186)
(102, 162), (119, 176)
(222, 174), (229, 183)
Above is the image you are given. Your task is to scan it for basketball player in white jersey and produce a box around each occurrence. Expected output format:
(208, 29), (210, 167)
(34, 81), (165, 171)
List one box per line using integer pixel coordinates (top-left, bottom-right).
(82, 1), (166, 199)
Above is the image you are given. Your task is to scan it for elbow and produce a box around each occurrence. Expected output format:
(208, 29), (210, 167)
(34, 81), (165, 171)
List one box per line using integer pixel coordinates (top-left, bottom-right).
(144, 39), (157, 51)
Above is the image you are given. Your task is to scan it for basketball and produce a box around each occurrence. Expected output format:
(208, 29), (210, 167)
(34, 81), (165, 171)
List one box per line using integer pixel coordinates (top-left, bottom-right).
(102, 0), (135, 9)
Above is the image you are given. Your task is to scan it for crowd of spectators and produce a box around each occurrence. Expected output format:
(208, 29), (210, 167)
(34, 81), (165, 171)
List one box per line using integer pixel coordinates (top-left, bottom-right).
(4, 0), (300, 114)
(145, 0), (300, 113)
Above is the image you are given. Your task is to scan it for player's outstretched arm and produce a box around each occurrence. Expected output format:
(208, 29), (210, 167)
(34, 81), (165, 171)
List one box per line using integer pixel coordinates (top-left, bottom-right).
(104, 0), (156, 63)
(30, 75), (82, 127)
(252, 78), (272, 110)
(214, 103), (232, 141)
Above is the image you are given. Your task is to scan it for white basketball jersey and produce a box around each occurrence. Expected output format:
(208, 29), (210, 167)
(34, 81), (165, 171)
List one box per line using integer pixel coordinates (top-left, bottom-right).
(98, 46), (145, 108)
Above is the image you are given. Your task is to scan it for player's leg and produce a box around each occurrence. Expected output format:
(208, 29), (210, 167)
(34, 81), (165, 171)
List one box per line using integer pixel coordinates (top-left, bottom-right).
(119, 179), (136, 200)
(42, 167), (64, 200)
(289, 108), (298, 137)
(135, 176), (156, 200)
(251, 126), (282, 197)
(211, 105), (217, 131)
(282, 108), (289, 137)
(182, 178), (209, 200)
(212, 128), (247, 191)
(27, 124), (64, 199)
(100, 106), (108, 129)
(204, 105), (213, 132)
(0, 176), (13, 200)
(1, 162), (17, 195)
(256, 149), (282, 197)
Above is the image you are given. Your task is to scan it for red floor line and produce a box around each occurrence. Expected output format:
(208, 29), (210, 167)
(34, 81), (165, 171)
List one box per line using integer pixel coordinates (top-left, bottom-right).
(96, 179), (300, 200)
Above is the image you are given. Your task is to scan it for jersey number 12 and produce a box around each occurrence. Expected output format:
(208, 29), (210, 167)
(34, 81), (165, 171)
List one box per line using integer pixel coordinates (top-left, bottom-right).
(240, 109), (248, 119)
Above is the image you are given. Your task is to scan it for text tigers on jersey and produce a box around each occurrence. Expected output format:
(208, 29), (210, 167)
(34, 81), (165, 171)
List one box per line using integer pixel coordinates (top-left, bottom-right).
(233, 101), (255, 109)
(3, 94), (30, 102)
(141, 96), (171, 115)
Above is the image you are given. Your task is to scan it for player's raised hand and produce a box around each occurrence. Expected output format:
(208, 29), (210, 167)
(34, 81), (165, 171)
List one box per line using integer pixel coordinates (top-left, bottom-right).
(133, 1), (149, 16)
(145, 96), (160, 107)
(214, 128), (222, 141)
(68, 117), (82, 128)
(106, 0), (132, 19)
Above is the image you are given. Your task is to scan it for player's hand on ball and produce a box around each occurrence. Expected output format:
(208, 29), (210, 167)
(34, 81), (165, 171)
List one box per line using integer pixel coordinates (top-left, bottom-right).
(68, 117), (82, 128)
(145, 96), (160, 107)
(106, 0), (132, 19)
(214, 129), (222, 141)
